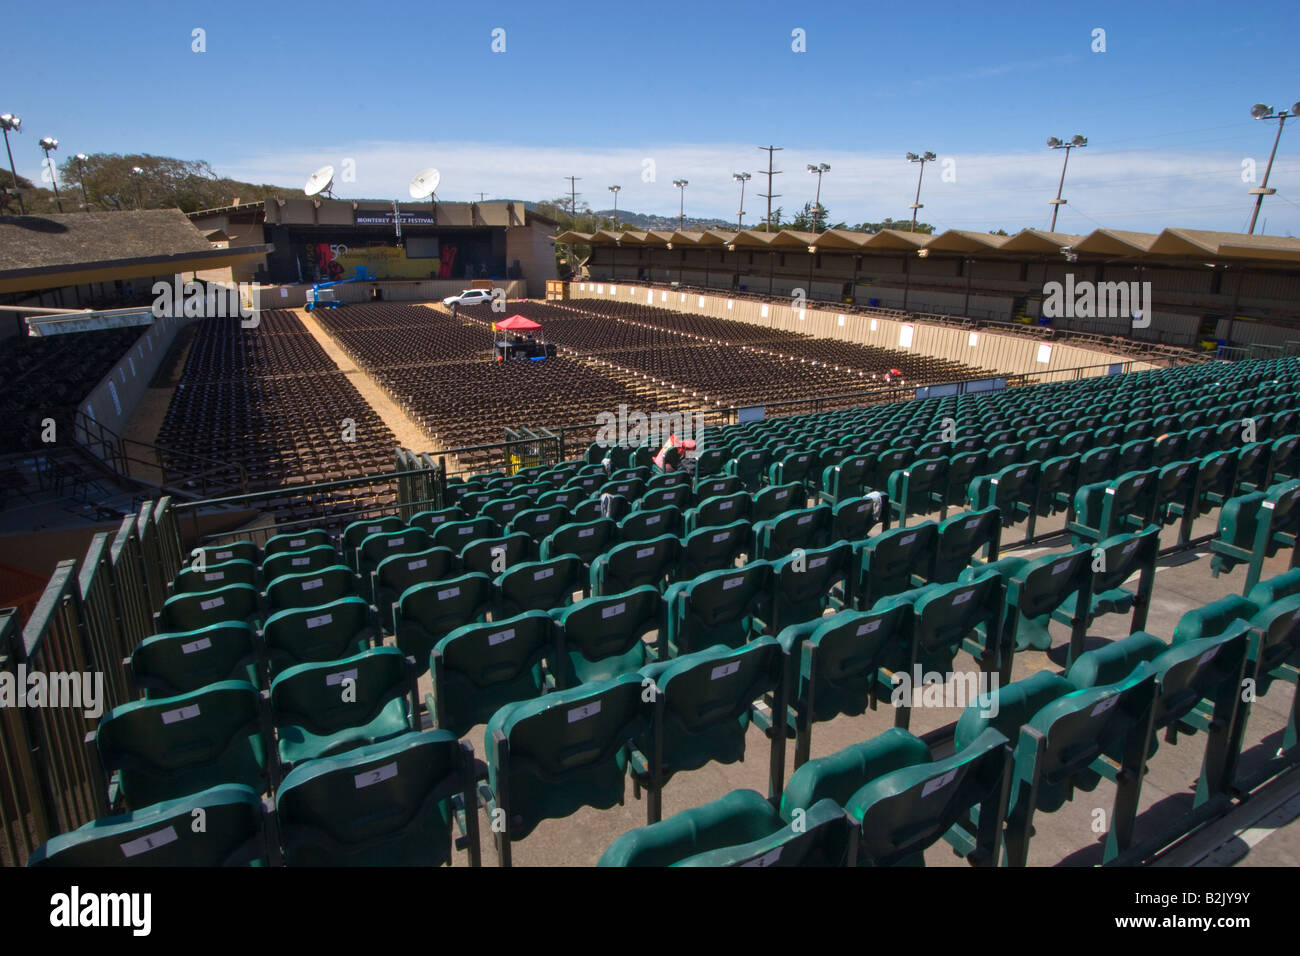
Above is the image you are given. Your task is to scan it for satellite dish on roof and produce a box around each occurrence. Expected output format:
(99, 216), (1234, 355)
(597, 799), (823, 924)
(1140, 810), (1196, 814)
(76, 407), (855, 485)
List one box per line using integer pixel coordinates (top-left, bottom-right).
(409, 167), (441, 199)
(304, 165), (336, 198)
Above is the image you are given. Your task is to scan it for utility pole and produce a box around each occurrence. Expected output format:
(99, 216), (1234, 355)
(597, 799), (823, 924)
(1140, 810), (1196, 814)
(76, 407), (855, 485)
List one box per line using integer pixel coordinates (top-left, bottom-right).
(757, 145), (783, 231)
(477, 192), (487, 202)
(564, 176), (581, 217)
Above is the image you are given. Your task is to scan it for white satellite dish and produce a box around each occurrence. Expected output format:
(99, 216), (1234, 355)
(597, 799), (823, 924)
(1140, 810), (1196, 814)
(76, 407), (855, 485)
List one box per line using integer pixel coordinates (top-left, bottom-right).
(409, 167), (441, 199)
(304, 165), (336, 198)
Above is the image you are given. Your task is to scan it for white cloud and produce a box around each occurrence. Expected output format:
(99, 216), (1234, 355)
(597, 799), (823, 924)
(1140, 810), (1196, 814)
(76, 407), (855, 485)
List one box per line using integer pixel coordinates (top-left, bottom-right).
(221, 139), (1299, 235)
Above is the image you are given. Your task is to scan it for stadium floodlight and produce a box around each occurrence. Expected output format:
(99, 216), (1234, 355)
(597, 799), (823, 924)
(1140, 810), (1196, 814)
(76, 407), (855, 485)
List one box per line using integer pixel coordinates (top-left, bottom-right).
(39, 137), (61, 212)
(608, 184), (621, 227)
(131, 165), (146, 209)
(1046, 134), (1087, 231)
(1246, 100), (1299, 234)
(733, 172), (751, 230)
(0, 113), (22, 214)
(906, 151), (936, 232)
(672, 179), (688, 231)
(806, 162), (830, 232)
(74, 153), (90, 208)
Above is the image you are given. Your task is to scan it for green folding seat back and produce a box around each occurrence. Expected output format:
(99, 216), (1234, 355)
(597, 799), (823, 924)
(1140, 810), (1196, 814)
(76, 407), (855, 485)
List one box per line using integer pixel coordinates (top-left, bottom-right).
(1210, 480), (1300, 579)
(637, 485), (691, 513)
(968, 461), (1040, 528)
(944, 452), (988, 509)
(1154, 458), (1198, 524)
(769, 450), (818, 488)
(1057, 430), (1091, 458)
(28, 784), (267, 867)
(1234, 441), (1271, 493)
(726, 449), (769, 493)
(831, 494), (886, 547)
(845, 728), (1012, 867)
(1036, 455), (1079, 516)
(265, 565), (356, 613)
(685, 491), (752, 533)
(410, 506), (468, 534)
(506, 506), (570, 546)
(173, 558), (259, 595)
(194, 540), (260, 567)
(953, 670), (1073, 766)
(356, 529), (432, 592)
(1117, 438), (1153, 473)
(262, 595), (376, 676)
(563, 472), (603, 497)
(262, 545), (338, 585)
(1244, 595), (1300, 700)
(432, 517), (500, 552)
(820, 454), (871, 506)
(1070, 468), (1159, 545)
(693, 475), (741, 503)
(599, 790), (849, 867)
(395, 572), (494, 672)
(1246, 567), (1300, 608)
(1271, 434), (1300, 483)
(458, 532), (530, 577)
(158, 582), (261, 632)
(931, 507), (1000, 584)
(494, 554), (584, 615)
(1195, 449), (1238, 516)
(264, 529), (333, 559)
(373, 546), (459, 632)
(857, 521), (938, 608)
(1075, 444), (1120, 488)
(590, 534), (681, 596)
(781, 727), (930, 817)
(693, 447), (729, 478)
(539, 517), (617, 567)
(1065, 632), (1165, 691)
(778, 605), (912, 764)
(645, 471), (691, 493)
(485, 674), (646, 853)
(767, 542), (852, 634)
(1151, 432), (1188, 468)
(887, 457), (948, 523)
(985, 441), (1026, 475)
(341, 516), (406, 568)
(664, 562), (773, 655)
(130, 622), (259, 698)
(678, 519), (751, 580)
(270, 647), (415, 772)
(909, 572), (1004, 676)
(633, 637), (782, 789)
(536, 488), (585, 511)
(618, 505), (681, 543)
(478, 495), (530, 530)
(429, 610), (553, 737)
(276, 730), (474, 867)
(550, 586), (660, 687)
(754, 482), (806, 523)
(752, 504), (832, 560)
(95, 680), (267, 808)
(600, 475), (646, 503)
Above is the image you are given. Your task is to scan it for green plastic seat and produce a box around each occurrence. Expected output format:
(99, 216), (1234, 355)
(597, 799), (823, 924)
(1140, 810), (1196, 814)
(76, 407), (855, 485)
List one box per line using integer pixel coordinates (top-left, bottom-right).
(726, 449), (770, 493)
(693, 475), (741, 503)
(261, 545), (338, 585)
(157, 582), (261, 632)
(887, 457), (948, 525)
(856, 521), (938, 609)
(428, 610), (553, 737)
(194, 540), (260, 567)
(458, 532), (530, 577)
(94, 680), (268, 809)
(265, 564), (356, 613)
(173, 558), (259, 595)
(765, 541), (852, 634)
(270, 646), (416, 772)
(479, 495), (533, 529)
(769, 450), (818, 488)
(618, 505), (681, 543)
(1068, 468), (1159, 545)
(262, 595), (377, 677)
(590, 534), (681, 596)
(751, 504), (832, 560)
(494, 554), (584, 615)
(777, 605), (912, 766)
(754, 482), (806, 523)
(539, 517), (617, 567)
(431, 517), (500, 552)
(264, 529), (333, 559)
(830, 494), (886, 548)
(394, 572), (494, 674)
(664, 561), (773, 655)
(550, 586), (661, 687)
(631, 637), (784, 822)
(410, 506), (468, 534)
(1074, 444), (1120, 489)
(819, 454), (872, 507)
(28, 784), (267, 867)
(968, 461), (1040, 532)
(485, 674), (646, 865)
(685, 491), (752, 533)
(845, 728), (1012, 867)
(1247, 567), (1300, 608)
(275, 730), (478, 867)
(507, 505), (570, 545)
(637, 485), (692, 513)
(1210, 479), (1300, 591)
(944, 451), (989, 509)
(340, 516), (405, 566)
(678, 519), (751, 580)
(372, 546), (459, 633)
(781, 726), (931, 820)
(355, 529), (431, 597)
(130, 621), (260, 698)
(931, 507), (1000, 584)
(1035, 454), (1079, 517)
(1234, 441), (1271, 494)
(598, 789), (849, 867)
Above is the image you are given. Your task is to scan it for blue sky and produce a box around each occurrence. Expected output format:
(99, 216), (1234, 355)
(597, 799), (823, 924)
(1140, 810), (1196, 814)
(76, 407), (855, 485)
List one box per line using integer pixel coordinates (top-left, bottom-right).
(6, 0), (1300, 234)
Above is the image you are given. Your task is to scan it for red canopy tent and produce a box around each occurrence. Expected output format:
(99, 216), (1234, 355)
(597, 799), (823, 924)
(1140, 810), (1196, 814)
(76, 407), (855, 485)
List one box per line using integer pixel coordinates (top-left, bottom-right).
(494, 314), (542, 331)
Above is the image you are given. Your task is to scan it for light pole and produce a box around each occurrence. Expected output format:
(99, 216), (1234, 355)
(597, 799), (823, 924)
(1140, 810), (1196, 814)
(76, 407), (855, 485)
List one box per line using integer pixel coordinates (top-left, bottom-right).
(74, 153), (90, 209)
(608, 184), (621, 227)
(1046, 135), (1086, 232)
(1, 113), (23, 214)
(673, 179), (688, 231)
(39, 137), (61, 212)
(905, 152), (935, 232)
(733, 172), (751, 230)
(1247, 102), (1299, 235)
(131, 166), (145, 209)
(806, 162), (830, 231)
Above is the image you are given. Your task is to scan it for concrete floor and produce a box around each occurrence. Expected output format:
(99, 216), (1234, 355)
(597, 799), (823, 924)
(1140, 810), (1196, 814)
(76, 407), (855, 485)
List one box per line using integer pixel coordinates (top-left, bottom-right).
(423, 506), (1300, 867)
